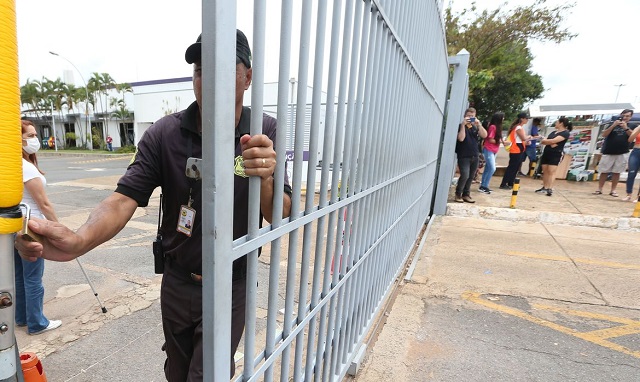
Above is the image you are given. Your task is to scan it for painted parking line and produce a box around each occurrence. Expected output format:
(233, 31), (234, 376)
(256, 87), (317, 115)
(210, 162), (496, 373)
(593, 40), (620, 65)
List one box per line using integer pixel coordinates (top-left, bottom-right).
(463, 292), (640, 359)
(70, 156), (132, 164)
(507, 250), (640, 271)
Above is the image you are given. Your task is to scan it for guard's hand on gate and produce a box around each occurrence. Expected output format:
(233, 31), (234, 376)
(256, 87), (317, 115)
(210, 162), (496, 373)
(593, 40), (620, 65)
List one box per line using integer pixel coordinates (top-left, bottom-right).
(15, 217), (83, 262)
(240, 134), (277, 180)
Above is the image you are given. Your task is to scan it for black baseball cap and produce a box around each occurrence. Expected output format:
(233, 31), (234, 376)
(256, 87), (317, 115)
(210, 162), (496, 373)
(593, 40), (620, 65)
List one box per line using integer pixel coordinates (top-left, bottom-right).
(517, 112), (530, 119)
(185, 29), (252, 68)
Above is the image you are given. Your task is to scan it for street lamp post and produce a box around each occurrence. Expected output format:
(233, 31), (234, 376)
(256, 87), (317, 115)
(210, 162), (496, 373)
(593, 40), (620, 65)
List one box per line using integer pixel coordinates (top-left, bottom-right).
(614, 83), (626, 103)
(49, 51), (93, 150)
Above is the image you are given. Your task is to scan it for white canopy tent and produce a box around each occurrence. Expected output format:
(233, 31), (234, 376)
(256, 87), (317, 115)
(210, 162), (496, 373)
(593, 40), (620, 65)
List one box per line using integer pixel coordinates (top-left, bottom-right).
(528, 102), (636, 118)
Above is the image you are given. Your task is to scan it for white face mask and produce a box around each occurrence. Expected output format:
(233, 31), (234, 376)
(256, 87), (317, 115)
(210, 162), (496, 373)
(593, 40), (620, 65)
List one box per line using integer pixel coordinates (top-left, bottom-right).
(23, 137), (41, 154)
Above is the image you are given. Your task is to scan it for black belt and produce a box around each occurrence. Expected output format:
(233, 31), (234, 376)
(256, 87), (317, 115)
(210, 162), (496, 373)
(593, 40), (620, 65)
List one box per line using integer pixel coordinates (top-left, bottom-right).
(165, 257), (247, 285)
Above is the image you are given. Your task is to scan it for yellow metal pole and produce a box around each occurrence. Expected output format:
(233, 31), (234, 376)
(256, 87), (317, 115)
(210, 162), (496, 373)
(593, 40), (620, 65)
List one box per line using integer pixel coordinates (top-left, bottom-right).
(633, 199), (640, 218)
(0, 1), (26, 381)
(510, 178), (520, 209)
(528, 161), (537, 177)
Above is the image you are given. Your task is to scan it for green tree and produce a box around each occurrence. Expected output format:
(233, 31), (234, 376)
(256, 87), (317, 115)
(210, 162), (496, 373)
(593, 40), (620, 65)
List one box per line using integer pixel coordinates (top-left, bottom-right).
(445, 0), (576, 119)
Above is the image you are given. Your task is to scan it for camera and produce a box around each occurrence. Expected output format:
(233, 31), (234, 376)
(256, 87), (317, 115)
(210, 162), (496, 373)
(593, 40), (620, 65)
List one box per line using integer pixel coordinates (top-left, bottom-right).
(618, 116), (624, 121)
(470, 117), (476, 123)
(153, 235), (165, 274)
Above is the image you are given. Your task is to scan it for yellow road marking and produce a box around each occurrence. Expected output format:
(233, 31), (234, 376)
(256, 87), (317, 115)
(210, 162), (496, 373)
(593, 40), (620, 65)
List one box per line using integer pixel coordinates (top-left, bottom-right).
(586, 325), (640, 340)
(507, 251), (640, 271)
(531, 303), (640, 325)
(463, 292), (640, 359)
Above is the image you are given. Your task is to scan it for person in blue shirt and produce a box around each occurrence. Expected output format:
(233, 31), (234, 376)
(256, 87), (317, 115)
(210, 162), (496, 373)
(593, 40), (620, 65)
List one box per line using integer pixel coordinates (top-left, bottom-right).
(520, 117), (542, 176)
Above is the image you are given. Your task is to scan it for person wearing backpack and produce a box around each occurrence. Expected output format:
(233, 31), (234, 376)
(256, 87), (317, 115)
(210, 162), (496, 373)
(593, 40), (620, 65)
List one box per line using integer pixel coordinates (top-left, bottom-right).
(454, 107), (487, 203)
(500, 112), (532, 189)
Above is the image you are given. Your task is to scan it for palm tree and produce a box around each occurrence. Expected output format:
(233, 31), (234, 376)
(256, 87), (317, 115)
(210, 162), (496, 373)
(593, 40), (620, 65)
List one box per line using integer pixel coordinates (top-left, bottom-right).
(109, 97), (132, 147)
(88, 72), (117, 147)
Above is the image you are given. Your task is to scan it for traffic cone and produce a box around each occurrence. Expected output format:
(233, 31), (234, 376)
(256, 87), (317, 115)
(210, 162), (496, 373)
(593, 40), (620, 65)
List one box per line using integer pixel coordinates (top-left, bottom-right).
(20, 352), (47, 382)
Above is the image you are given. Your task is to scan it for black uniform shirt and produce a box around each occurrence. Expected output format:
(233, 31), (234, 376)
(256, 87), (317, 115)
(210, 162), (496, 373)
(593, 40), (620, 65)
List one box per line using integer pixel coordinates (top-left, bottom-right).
(115, 102), (290, 276)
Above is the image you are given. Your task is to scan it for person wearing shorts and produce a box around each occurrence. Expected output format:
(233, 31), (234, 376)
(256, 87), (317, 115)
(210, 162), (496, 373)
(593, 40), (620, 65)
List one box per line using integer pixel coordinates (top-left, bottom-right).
(594, 109), (634, 197)
(535, 117), (572, 196)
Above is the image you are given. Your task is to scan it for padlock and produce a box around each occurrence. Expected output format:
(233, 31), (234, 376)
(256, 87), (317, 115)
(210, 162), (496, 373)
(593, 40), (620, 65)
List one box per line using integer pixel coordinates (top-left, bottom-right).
(21, 203), (42, 243)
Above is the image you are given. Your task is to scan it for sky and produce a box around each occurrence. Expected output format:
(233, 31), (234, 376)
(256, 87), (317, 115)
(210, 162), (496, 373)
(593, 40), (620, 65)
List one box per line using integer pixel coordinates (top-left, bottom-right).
(15, 0), (640, 108)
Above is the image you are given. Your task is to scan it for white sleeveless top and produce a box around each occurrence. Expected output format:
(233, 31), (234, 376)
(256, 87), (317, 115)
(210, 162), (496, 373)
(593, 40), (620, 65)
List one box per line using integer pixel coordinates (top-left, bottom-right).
(22, 158), (47, 219)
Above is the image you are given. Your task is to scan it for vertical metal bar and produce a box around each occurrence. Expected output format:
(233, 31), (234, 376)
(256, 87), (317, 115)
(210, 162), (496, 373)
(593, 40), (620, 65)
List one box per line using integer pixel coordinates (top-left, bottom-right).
(280, 0), (314, 379)
(302, 0), (329, 379)
(313, 0), (344, 379)
(332, 0), (363, 366)
(288, 0), (314, 378)
(341, 0), (372, 360)
(263, 0), (293, 380)
(323, 0), (355, 377)
(243, 0), (267, 378)
(356, 13), (384, 336)
(201, 0), (236, 380)
(360, 24), (390, 339)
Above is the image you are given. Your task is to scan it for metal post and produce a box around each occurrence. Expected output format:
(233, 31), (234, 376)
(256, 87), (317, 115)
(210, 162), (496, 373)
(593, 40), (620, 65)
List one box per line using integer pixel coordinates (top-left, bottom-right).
(0, 236), (19, 382)
(49, 51), (93, 151)
(432, 49), (470, 215)
(51, 102), (58, 152)
(200, 0), (236, 380)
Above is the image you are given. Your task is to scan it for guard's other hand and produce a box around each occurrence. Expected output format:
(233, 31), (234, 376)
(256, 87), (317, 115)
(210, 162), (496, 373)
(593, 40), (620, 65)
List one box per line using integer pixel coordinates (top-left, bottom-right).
(14, 217), (82, 262)
(240, 134), (277, 180)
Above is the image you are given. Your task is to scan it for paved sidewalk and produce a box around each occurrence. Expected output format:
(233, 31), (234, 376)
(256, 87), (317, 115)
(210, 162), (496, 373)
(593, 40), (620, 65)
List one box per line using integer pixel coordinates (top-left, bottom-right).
(353, 176), (640, 381)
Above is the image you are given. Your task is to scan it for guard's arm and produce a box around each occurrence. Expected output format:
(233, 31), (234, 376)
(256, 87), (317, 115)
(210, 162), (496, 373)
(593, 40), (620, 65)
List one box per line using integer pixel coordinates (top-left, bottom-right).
(16, 192), (138, 262)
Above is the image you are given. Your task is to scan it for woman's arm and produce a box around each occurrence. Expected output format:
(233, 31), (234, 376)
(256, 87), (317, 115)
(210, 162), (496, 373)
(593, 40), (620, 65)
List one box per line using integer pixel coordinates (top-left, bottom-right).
(515, 126), (528, 142)
(629, 126), (640, 143)
(541, 134), (567, 146)
(24, 178), (58, 222)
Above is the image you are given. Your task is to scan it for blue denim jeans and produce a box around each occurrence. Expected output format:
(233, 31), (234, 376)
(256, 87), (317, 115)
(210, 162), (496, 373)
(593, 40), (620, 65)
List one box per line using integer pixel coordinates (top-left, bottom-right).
(626, 148), (640, 195)
(480, 148), (497, 189)
(14, 247), (50, 333)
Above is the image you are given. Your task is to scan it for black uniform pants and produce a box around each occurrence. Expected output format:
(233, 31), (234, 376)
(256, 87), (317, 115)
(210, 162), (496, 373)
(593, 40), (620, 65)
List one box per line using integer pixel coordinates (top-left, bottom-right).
(161, 267), (247, 381)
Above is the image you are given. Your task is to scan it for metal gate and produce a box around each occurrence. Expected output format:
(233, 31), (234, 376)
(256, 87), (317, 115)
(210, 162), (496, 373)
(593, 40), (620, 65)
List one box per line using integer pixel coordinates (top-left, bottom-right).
(199, 0), (467, 380)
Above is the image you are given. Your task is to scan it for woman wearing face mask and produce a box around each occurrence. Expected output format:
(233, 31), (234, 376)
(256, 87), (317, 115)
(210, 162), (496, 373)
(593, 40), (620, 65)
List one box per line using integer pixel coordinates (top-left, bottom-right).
(14, 119), (62, 335)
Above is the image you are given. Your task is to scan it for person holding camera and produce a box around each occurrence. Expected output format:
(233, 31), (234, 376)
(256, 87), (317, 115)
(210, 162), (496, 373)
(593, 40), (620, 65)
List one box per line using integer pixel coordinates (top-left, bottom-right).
(454, 107), (487, 203)
(15, 30), (292, 380)
(593, 109), (633, 197)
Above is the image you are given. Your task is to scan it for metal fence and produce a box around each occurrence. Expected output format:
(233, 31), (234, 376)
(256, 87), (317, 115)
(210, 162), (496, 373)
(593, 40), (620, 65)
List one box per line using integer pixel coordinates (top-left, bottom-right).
(200, 0), (466, 380)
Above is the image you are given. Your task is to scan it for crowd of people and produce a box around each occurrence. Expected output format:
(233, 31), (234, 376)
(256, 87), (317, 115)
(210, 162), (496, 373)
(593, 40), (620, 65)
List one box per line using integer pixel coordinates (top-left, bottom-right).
(454, 108), (640, 202)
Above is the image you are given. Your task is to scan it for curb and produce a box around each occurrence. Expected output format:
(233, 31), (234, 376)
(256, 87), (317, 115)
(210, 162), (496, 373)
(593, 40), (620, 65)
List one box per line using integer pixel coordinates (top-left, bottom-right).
(446, 203), (640, 232)
(38, 151), (134, 159)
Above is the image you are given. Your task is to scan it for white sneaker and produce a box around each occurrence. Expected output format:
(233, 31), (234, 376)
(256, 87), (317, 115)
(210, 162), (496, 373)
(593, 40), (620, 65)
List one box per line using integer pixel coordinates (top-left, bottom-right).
(623, 195), (632, 202)
(29, 320), (61, 335)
